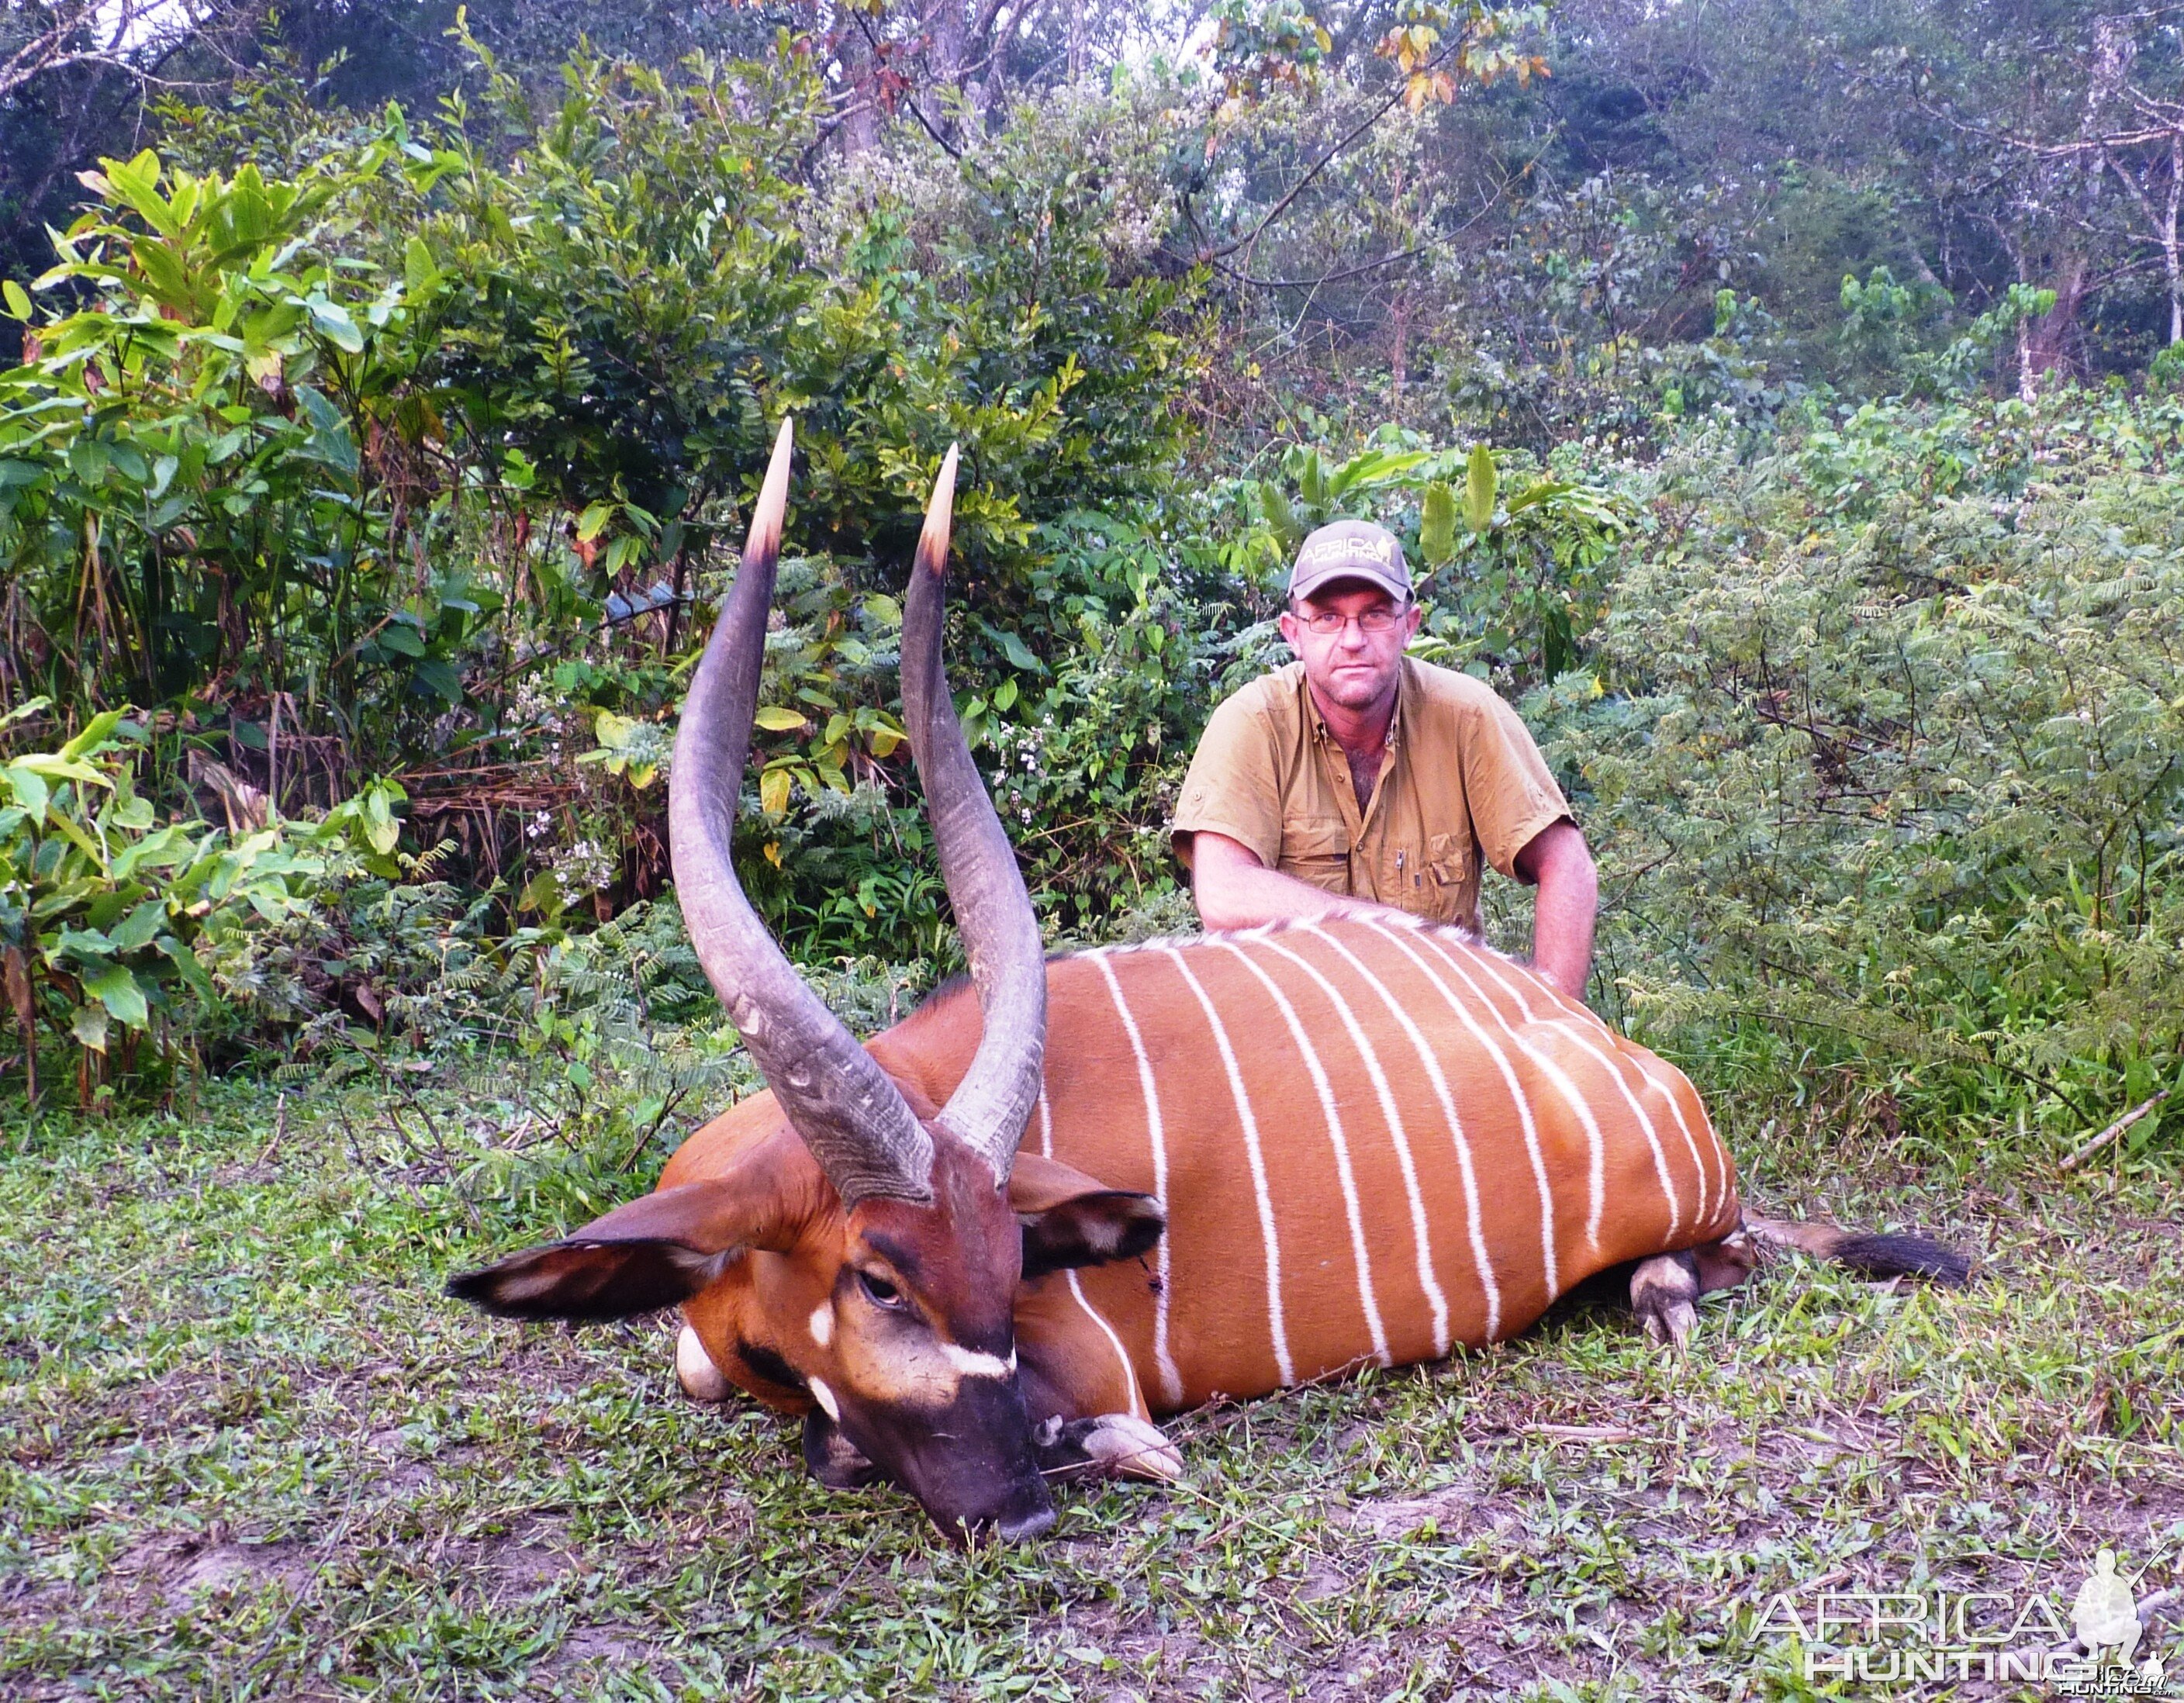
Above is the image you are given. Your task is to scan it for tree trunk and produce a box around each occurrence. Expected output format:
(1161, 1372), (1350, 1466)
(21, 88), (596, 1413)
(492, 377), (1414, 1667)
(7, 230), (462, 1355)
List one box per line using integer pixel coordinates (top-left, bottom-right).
(835, 26), (883, 156)
(1388, 292), (1410, 423)
(2167, 130), (2181, 344)
(2020, 255), (2087, 399)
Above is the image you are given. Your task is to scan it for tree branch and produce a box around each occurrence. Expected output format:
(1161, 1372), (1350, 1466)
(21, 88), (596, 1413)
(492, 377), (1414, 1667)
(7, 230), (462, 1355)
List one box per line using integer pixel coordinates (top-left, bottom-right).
(1172, 29), (1474, 269)
(1211, 245), (1427, 289)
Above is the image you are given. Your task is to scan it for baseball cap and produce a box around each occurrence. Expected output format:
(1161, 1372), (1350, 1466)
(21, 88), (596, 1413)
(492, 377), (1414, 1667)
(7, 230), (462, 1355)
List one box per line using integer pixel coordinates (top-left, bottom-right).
(1287, 519), (1412, 605)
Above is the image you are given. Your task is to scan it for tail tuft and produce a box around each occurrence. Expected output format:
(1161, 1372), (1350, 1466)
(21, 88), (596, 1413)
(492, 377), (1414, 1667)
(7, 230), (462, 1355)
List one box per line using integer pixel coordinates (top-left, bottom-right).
(1823, 1231), (1972, 1286)
(1746, 1216), (1973, 1286)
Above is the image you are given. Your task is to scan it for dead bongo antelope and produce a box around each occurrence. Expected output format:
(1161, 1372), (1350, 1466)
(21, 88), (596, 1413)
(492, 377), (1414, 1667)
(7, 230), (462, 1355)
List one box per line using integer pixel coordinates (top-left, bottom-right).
(451, 420), (1970, 1542)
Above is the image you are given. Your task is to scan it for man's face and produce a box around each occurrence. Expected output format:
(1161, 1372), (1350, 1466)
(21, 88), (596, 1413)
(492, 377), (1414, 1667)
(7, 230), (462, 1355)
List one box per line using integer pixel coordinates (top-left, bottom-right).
(1278, 580), (1422, 716)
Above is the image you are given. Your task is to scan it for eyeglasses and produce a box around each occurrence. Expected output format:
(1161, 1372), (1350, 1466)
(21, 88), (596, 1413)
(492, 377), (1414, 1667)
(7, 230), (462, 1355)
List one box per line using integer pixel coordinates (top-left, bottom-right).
(1294, 606), (1408, 636)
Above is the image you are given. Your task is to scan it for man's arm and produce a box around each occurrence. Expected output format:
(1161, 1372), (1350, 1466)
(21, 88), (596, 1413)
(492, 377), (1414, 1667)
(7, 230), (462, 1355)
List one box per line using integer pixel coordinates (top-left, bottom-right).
(1187, 831), (1399, 934)
(1512, 820), (1597, 1000)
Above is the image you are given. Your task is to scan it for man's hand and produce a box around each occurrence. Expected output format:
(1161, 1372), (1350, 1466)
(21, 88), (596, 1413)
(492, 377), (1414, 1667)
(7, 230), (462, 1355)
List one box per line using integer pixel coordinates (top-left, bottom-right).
(1513, 820), (1597, 1000)
(1187, 831), (1396, 934)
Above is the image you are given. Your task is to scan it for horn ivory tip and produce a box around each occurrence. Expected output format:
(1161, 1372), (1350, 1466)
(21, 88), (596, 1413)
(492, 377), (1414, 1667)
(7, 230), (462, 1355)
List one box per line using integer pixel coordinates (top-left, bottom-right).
(747, 416), (796, 561)
(914, 444), (960, 578)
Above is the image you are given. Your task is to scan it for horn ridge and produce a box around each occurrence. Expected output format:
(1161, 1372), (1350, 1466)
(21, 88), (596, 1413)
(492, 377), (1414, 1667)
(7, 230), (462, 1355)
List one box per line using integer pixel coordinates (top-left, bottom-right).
(900, 445), (1049, 1182)
(668, 416), (936, 1207)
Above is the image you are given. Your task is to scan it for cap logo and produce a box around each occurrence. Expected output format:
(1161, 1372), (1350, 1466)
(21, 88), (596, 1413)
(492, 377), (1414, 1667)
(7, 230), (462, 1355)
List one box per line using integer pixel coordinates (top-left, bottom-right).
(1298, 534), (1396, 569)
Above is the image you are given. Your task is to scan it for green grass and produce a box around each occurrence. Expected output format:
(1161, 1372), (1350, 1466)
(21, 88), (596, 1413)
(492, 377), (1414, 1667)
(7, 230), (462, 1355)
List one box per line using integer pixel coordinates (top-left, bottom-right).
(2, 1071), (2180, 1702)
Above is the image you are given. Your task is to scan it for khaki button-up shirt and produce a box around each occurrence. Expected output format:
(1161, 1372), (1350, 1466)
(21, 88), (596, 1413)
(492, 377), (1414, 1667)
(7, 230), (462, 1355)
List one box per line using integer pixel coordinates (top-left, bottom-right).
(1170, 658), (1571, 933)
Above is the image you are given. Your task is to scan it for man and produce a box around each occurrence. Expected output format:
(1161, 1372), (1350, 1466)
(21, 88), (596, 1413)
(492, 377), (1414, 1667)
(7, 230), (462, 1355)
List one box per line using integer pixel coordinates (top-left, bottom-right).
(1170, 518), (1598, 999)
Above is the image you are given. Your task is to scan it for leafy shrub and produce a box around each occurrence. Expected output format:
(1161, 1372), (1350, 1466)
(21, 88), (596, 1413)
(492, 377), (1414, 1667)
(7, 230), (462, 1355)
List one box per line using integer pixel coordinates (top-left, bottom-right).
(0, 703), (407, 1105)
(1545, 391), (2184, 1158)
(0, 141), (468, 716)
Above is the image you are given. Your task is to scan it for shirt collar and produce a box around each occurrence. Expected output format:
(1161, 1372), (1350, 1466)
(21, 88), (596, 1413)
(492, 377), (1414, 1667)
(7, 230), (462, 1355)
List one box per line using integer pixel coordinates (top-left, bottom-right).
(1300, 657), (1408, 751)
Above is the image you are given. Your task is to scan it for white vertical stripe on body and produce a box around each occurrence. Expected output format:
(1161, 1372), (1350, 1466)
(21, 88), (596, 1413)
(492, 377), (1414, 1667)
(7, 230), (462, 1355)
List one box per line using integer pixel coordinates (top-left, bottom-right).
(1360, 918), (1560, 1302)
(1407, 929), (1610, 1250)
(1245, 935), (1452, 1356)
(1212, 941), (1391, 1366)
(1163, 948), (1293, 1383)
(1533, 1016), (1709, 1231)
(1405, 922), (1712, 1229)
(1301, 924), (1501, 1342)
(1037, 1092), (1146, 1420)
(1090, 955), (1184, 1407)
(1626, 1050), (1723, 1228)
(1454, 950), (1685, 1238)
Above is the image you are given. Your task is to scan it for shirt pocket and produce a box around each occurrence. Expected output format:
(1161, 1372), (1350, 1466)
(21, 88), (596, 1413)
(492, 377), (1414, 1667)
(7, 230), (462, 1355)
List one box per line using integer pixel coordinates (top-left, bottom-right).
(1426, 831), (1474, 888)
(1420, 831), (1477, 923)
(1279, 817), (1353, 895)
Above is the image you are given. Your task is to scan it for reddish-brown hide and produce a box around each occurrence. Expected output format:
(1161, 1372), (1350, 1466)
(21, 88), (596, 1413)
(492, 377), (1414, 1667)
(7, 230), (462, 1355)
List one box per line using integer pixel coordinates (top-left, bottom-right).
(663, 912), (1747, 1429)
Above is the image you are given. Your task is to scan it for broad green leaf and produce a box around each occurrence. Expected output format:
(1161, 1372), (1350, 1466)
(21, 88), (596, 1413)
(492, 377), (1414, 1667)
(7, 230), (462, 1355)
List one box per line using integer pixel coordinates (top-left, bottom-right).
(754, 706), (807, 731)
(72, 1003), (110, 1053)
(1299, 451), (1327, 512)
(361, 786), (400, 856)
(100, 151), (182, 238)
(759, 766), (792, 816)
(295, 385), (344, 435)
(4, 765), (49, 820)
(54, 926), (116, 959)
(1419, 482), (1457, 565)
(1260, 481), (1299, 551)
(1464, 442), (1498, 534)
(575, 502), (614, 542)
(1329, 448), (1430, 497)
(223, 172), (277, 249)
(43, 807), (102, 864)
(87, 964), (150, 1028)
(1504, 478), (1574, 517)
(157, 932), (216, 1002)
(403, 236), (440, 296)
(130, 239), (194, 311)
(412, 658), (461, 702)
(60, 709), (125, 761)
(2, 281), (30, 321)
(991, 625), (1045, 675)
(306, 299), (365, 353)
